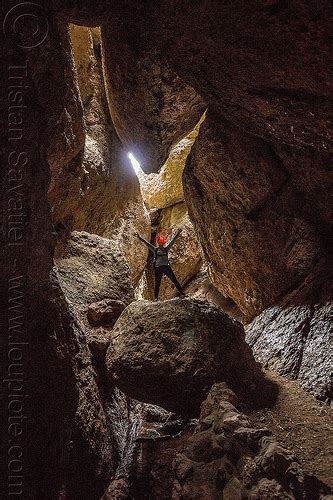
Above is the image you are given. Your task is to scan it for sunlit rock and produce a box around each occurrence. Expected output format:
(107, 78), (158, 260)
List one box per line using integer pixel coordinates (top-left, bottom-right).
(139, 120), (203, 210)
(65, 25), (151, 285)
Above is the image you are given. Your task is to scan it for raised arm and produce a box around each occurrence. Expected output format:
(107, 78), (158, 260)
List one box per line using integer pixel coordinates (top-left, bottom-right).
(165, 228), (182, 250)
(136, 233), (156, 252)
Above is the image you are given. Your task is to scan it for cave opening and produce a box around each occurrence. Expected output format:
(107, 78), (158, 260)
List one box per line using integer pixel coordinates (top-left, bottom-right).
(127, 152), (142, 175)
(53, 21), (333, 492)
(1, 5), (332, 500)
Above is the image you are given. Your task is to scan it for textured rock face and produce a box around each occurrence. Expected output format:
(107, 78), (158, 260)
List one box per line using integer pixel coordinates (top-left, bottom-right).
(246, 265), (333, 403)
(52, 25), (150, 285)
(101, 20), (205, 173)
(185, 266), (245, 322)
(58, 2), (333, 315)
(0, 13), (112, 499)
(139, 121), (202, 209)
(55, 231), (135, 327)
(45, 25), (85, 235)
(87, 299), (126, 328)
(184, 110), (331, 320)
(106, 299), (265, 415)
(172, 383), (331, 499)
(119, 1), (332, 154)
(58, 1), (332, 153)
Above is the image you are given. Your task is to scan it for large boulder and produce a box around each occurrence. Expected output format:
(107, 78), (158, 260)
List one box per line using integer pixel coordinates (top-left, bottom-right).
(184, 110), (330, 320)
(101, 20), (205, 173)
(106, 299), (266, 415)
(55, 231), (135, 327)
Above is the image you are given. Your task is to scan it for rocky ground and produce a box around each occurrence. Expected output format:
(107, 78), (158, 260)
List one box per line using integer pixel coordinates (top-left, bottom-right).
(248, 371), (333, 489)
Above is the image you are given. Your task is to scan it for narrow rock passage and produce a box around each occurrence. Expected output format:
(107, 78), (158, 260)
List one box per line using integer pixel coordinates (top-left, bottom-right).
(248, 371), (333, 488)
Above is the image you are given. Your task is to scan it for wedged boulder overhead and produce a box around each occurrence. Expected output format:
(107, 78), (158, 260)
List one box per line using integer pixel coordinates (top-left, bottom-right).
(155, 0), (333, 154)
(55, 231), (135, 327)
(101, 20), (205, 173)
(106, 299), (267, 415)
(56, 1), (333, 152)
(184, 110), (330, 320)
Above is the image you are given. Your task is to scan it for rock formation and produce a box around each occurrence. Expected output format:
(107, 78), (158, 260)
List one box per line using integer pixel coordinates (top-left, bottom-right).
(0, 13), (113, 499)
(246, 263), (333, 403)
(106, 299), (268, 415)
(184, 110), (330, 321)
(55, 230), (136, 398)
(172, 383), (331, 499)
(1, 1), (332, 498)
(101, 21), (205, 173)
(50, 25), (150, 285)
(55, 231), (134, 327)
(138, 121), (203, 210)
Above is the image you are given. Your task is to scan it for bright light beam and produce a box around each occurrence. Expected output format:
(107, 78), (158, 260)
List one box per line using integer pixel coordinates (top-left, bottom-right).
(128, 152), (141, 174)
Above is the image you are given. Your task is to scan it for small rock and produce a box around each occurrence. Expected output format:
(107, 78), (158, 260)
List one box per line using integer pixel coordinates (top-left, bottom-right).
(87, 298), (126, 327)
(223, 477), (242, 500)
(234, 427), (272, 452)
(173, 454), (194, 484)
(248, 478), (291, 499)
(258, 440), (296, 477)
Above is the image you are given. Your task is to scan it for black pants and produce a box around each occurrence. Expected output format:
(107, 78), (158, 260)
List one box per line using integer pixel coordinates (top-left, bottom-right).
(154, 265), (183, 300)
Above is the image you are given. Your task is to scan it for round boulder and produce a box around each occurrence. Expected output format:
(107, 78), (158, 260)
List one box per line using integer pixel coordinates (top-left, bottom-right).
(106, 299), (264, 415)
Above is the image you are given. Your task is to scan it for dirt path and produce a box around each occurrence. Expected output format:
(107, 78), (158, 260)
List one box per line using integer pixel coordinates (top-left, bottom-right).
(248, 370), (333, 488)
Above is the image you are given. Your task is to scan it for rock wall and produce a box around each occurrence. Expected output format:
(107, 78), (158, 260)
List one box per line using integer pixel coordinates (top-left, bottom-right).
(101, 20), (205, 173)
(0, 8), (113, 498)
(52, 25), (150, 285)
(106, 299), (271, 416)
(55, 231), (135, 327)
(173, 383), (331, 499)
(184, 111), (331, 320)
(246, 262), (333, 403)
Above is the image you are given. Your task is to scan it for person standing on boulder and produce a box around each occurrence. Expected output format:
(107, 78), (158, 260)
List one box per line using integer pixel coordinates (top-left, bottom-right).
(136, 229), (185, 301)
